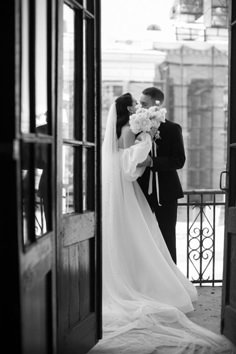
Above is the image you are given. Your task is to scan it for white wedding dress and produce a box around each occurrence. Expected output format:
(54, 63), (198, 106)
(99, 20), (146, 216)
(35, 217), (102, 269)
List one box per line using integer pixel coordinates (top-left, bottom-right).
(89, 104), (235, 354)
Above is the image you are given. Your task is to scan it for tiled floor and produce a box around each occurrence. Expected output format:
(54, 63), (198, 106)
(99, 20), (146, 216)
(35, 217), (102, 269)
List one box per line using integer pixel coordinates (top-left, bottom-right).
(188, 286), (222, 334)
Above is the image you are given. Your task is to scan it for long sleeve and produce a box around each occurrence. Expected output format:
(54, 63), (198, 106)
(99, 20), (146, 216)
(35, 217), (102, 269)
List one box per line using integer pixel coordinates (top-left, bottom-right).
(121, 133), (152, 181)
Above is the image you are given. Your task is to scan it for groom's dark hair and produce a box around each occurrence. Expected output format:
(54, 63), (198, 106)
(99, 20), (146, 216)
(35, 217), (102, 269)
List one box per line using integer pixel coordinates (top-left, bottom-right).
(142, 87), (164, 103)
(115, 92), (133, 139)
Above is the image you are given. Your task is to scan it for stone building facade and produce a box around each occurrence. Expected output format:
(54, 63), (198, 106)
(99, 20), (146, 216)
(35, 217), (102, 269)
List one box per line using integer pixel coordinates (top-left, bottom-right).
(156, 43), (228, 190)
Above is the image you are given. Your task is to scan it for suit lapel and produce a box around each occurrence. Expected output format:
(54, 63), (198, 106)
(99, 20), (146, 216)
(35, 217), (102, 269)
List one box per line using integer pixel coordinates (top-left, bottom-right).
(155, 120), (166, 147)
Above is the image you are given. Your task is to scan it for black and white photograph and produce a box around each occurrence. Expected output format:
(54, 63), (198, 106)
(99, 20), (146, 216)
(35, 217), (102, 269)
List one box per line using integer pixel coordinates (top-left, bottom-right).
(2, 1), (236, 353)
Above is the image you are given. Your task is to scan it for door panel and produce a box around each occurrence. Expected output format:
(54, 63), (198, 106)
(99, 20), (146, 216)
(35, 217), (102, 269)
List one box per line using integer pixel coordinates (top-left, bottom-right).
(57, 1), (101, 353)
(221, 0), (236, 345)
(63, 213), (95, 244)
(21, 269), (52, 354)
(16, 0), (57, 353)
(5, 1), (101, 353)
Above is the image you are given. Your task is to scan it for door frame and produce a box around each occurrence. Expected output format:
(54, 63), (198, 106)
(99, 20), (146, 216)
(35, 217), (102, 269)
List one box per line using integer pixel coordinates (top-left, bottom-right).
(221, 0), (236, 345)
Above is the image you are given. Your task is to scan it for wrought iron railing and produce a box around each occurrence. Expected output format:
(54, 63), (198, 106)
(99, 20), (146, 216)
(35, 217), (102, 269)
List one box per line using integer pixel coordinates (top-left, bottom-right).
(177, 189), (225, 286)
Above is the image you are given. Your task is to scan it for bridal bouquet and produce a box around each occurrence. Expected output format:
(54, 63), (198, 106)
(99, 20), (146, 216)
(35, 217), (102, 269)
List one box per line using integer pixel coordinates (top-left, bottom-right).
(129, 101), (166, 139)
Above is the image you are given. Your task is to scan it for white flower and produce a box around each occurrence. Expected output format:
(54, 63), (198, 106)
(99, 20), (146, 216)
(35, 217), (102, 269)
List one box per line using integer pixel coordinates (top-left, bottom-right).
(139, 115), (153, 132)
(148, 106), (166, 128)
(129, 104), (167, 138)
(129, 109), (152, 134)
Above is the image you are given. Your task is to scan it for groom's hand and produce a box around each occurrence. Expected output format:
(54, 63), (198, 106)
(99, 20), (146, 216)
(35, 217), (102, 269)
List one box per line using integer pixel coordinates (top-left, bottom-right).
(137, 155), (153, 168)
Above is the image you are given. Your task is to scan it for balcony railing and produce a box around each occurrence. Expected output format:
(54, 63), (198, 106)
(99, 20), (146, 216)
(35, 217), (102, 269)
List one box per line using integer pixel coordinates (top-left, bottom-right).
(177, 189), (225, 286)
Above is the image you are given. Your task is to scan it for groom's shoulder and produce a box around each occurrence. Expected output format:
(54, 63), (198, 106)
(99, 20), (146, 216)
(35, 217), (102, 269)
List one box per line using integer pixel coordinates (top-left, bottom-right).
(164, 119), (182, 130)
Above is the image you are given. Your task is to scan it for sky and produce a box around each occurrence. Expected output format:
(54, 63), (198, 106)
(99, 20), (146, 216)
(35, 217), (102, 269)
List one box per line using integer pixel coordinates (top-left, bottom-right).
(101, 0), (176, 45)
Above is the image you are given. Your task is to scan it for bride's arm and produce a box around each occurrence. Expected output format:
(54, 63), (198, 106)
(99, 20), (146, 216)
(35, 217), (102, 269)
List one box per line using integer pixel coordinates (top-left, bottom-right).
(121, 129), (152, 181)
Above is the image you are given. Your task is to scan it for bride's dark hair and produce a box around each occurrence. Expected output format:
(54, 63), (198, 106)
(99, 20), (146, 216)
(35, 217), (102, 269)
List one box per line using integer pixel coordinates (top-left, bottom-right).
(115, 92), (133, 139)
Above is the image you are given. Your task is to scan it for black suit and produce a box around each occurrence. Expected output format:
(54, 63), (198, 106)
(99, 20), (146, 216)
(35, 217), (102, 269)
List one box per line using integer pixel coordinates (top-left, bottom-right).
(138, 119), (186, 263)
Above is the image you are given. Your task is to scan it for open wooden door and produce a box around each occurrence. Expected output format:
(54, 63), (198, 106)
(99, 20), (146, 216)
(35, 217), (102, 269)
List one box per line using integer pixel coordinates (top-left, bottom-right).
(221, 0), (236, 346)
(56, 1), (102, 353)
(2, 1), (101, 353)
(2, 0), (57, 352)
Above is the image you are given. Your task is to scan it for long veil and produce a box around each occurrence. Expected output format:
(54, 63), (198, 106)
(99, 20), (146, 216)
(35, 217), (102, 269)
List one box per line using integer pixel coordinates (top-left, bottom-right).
(102, 102), (118, 155)
(93, 103), (236, 354)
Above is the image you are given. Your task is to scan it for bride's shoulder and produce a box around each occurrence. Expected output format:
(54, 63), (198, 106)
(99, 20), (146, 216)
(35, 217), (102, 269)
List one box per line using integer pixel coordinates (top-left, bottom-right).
(121, 124), (134, 136)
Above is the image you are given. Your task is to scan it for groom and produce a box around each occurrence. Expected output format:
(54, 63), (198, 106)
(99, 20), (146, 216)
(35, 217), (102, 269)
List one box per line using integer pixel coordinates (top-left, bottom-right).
(137, 87), (186, 264)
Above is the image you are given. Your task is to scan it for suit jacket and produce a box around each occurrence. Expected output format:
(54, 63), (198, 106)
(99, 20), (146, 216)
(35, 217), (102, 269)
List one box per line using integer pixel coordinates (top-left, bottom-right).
(138, 119), (185, 209)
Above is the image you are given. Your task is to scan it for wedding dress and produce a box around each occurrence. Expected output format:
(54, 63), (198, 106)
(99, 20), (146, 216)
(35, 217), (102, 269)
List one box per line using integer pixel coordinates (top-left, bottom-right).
(89, 103), (235, 354)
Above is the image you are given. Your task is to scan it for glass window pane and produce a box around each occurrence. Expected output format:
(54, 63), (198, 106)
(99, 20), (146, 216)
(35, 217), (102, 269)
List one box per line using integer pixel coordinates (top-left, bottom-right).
(35, 0), (48, 131)
(21, 0), (30, 133)
(62, 146), (83, 214)
(74, 147), (83, 212)
(83, 148), (87, 211)
(83, 19), (87, 141)
(62, 145), (75, 214)
(82, 147), (95, 212)
(21, 142), (34, 245)
(86, 148), (95, 211)
(62, 4), (75, 139)
(85, 18), (95, 143)
(35, 143), (51, 236)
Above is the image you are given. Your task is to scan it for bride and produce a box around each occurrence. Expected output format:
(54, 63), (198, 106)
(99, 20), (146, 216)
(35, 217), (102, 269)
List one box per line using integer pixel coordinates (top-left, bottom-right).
(90, 93), (235, 354)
